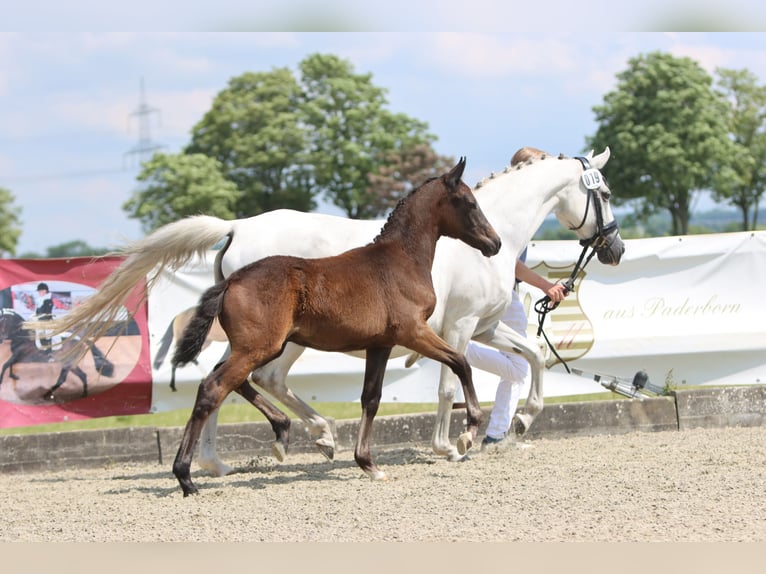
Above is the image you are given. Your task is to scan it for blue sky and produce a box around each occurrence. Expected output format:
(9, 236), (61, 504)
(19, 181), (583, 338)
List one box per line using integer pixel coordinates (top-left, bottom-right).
(2, 31), (766, 255)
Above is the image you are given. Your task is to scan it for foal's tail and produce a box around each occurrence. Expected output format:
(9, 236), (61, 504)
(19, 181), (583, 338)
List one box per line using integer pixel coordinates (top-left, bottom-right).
(172, 282), (228, 368)
(23, 215), (235, 348)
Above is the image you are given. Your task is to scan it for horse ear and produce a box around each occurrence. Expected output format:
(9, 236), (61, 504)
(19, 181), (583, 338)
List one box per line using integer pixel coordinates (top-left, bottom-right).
(446, 157), (467, 188)
(590, 146), (611, 169)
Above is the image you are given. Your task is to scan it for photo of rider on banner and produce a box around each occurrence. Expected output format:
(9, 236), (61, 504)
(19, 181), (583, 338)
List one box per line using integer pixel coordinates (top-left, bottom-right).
(0, 257), (152, 428)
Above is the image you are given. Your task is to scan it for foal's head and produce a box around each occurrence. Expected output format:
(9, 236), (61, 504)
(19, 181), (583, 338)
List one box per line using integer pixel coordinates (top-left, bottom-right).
(436, 158), (502, 257)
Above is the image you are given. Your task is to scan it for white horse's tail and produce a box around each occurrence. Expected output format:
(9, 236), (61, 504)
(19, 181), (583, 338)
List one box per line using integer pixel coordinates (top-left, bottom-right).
(24, 215), (235, 349)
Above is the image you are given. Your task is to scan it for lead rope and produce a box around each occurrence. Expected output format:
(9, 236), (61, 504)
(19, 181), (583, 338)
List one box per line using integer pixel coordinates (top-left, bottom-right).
(533, 243), (599, 374)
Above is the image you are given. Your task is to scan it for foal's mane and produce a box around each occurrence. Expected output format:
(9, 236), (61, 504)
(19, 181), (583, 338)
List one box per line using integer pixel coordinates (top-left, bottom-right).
(373, 175), (439, 244)
(474, 149), (567, 190)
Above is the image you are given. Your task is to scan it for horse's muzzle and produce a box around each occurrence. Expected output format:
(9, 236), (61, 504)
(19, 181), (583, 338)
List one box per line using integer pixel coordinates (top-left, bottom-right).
(480, 236), (502, 258)
(596, 229), (625, 266)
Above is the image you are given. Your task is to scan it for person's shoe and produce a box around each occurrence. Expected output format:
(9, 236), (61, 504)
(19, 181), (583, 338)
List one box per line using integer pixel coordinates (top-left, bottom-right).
(481, 434), (506, 452)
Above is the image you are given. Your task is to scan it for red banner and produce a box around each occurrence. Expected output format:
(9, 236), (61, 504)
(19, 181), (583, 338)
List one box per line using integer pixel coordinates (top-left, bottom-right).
(0, 257), (152, 428)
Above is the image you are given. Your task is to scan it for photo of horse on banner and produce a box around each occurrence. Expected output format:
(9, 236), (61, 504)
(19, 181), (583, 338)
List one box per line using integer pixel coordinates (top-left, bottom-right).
(0, 308), (115, 402)
(0, 278), (147, 412)
(32, 146), (625, 476)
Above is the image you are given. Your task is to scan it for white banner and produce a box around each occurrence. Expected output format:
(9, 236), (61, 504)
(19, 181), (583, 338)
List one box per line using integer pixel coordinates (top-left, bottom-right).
(148, 231), (766, 411)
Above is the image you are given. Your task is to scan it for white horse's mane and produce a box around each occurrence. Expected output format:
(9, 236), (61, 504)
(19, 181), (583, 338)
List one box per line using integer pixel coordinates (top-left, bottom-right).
(474, 151), (567, 189)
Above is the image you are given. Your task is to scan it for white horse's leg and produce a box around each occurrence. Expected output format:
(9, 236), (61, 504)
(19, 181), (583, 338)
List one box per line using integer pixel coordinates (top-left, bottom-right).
(431, 366), (462, 461)
(431, 318), (478, 461)
(473, 322), (545, 435)
(251, 344), (337, 460)
(197, 407), (234, 476)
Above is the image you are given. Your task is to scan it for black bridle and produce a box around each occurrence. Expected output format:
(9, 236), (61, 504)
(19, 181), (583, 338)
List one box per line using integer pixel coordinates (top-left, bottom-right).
(533, 156), (620, 373)
(568, 156), (619, 251)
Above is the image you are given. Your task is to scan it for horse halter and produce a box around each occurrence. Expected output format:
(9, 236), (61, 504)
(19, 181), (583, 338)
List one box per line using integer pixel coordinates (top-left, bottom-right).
(568, 156), (619, 251)
(533, 156), (620, 373)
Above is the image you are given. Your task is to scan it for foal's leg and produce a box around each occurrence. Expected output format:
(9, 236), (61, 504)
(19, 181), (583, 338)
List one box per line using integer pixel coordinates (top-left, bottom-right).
(197, 381), (292, 476)
(249, 344), (337, 460)
(355, 347), (392, 480)
(172, 353), (256, 497)
(197, 361), (293, 476)
(235, 381), (291, 462)
(404, 326), (484, 455)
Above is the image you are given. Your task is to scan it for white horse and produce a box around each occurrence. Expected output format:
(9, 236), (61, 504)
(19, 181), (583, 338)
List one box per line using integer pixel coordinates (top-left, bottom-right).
(32, 147), (624, 477)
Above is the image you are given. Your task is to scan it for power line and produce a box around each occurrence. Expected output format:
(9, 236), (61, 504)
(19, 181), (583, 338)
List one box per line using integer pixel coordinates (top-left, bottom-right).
(124, 77), (165, 166)
(3, 79), (166, 186)
(2, 166), (131, 184)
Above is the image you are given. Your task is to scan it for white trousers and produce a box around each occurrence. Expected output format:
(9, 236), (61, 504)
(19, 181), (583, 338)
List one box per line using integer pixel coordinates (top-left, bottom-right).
(465, 289), (528, 439)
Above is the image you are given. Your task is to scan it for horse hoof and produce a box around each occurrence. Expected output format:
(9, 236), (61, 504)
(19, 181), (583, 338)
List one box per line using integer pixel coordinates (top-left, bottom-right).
(271, 441), (286, 462)
(512, 415), (529, 436)
(197, 459), (234, 477)
(315, 442), (335, 461)
(446, 451), (463, 462)
(366, 468), (388, 481)
(181, 485), (199, 497)
(457, 432), (474, 455)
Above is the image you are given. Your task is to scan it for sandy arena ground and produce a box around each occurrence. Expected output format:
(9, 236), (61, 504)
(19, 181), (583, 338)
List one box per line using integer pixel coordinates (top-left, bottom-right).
(1, 425), (764, 542)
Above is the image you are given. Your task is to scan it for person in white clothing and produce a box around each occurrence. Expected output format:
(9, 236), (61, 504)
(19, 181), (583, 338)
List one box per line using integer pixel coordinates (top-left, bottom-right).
(465, 145), (570, 449)
(466, 258), (568, 449)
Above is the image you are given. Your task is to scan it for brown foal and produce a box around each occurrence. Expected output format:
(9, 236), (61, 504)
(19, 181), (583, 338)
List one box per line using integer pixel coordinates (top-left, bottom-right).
(171, 158), (501, 496)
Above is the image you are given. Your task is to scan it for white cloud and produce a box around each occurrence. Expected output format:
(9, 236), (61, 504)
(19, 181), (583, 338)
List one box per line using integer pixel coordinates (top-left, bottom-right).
(149, 89), (217, 138)
(77, 32), (141, 51)
(412, 33), (646, 100)
(0, 154), (13, 174)
(15, 175), (143, 254)
(51, 94), (141, 139)
(423, 34), (579, 78)
(0, 33), (21, 97)
(668, 42), (766, 80)
(41, 86), (214, 145)
(668, 44), (732, 74)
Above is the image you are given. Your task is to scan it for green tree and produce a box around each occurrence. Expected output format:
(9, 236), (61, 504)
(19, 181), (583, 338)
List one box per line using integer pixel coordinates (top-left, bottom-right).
(712, 67), (766, 230)
(124, 153), (240, 232)
(300, 54), (443, 218)
(588, 51), (733, 235)
(44, 240), (110, 258)
(0, 187), (22, 257)
(180, 53), (446, 220)
(185, 68), (315, 216)
(365, 143), (455, 218)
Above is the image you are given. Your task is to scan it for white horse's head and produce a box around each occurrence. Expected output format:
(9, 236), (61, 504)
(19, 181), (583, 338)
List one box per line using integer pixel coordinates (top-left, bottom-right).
(553, 147), (625, 266)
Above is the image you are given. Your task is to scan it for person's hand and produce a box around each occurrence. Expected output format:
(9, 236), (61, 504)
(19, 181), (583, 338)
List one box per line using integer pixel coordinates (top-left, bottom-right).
(545, 282), (568, 303)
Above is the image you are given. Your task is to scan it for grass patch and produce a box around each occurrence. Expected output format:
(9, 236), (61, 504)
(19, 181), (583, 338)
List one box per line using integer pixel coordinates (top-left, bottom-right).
(0, 391), (620, 436)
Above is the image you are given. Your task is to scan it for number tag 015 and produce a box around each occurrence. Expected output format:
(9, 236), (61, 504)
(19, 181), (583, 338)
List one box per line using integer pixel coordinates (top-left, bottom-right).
(581, 168), (603, 190)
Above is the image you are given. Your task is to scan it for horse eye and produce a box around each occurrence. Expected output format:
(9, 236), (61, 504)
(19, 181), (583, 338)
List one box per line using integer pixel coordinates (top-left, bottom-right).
(452, 195), (476, 209)
(600, 190), (611, 201)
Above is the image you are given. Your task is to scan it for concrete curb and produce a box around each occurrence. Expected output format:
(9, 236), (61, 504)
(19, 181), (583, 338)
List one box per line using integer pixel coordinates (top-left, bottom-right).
(1, 386), (763, 474)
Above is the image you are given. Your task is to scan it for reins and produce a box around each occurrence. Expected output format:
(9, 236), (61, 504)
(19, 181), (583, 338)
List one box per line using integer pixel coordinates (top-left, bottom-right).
(533, 241), (598, 373)
(533, 156), (616, 374)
